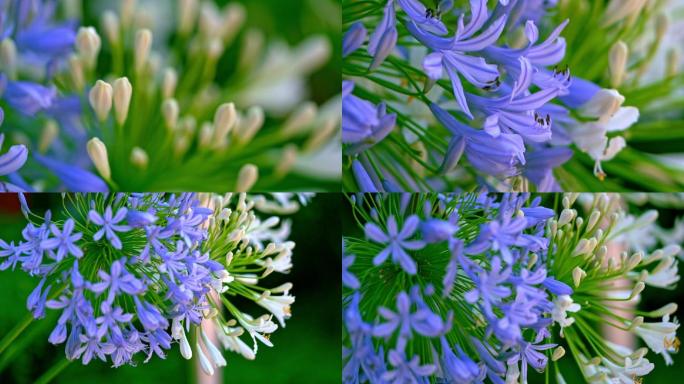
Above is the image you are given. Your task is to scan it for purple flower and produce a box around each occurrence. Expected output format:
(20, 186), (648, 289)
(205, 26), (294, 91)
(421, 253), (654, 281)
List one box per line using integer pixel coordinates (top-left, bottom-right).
(0, 239), (24, 271)
(96, 301), (133, 339)
(352, 159), (381, 192)
(0, 133), (29, 191)
(421, 216), (458, 243)
(382, 348), (436, 383)
(464, 257), (511, 315)
(368, 0), (398, 70)
(397, 0), (449, 35)
(40, 218), (83, 261)
(523, 146), (573, 192)
(343, 22), (367, 57)
(2, 78), (57, 116)
(438, 337), (481, 382)
(342, 81), (396, 154)
(90, 259), (144, 304)
(365, 215), (425, 274)
(374, 291), (444, 339)
(89, 206), (131, 249)
(134, 296), (169, 331)
(27, 277), (52, 319)
(342, 255), (360, 289)
(34, 153), (109, 192)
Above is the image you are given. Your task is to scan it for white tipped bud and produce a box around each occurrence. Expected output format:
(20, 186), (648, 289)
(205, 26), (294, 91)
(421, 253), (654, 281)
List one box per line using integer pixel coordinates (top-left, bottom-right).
(667, 49), (680, 78)
(162, 68), (178, 99)
(627, 252), (642, 270)
(552, 346), (565, 361)
(282, 102), (317, 136)
(162, 99), (180, 130)
(649, 303), (678, 317)
(271, 282), (294, 293)
(629, 282), (645, 299)
(609, 41), (628, 88)
(558, 209), (576, 227)
(238, 29), (264, 71)
(629, 316), (644, 331)
(76, 27), (101, 69)
(121, 0), (136, 27)
(236, 106), (264, 144)
(87, 138), (111, 180)
(101, 11), (120, 45)
(199, 122), (215, 149)
(39, 121), (59, 153)
(174, 136), (190, 157)
(656, 14), (668, 41)
(179, 0), (200, 35)
(69, 55), (85, 91)
(112, 77), (132, 125)
(213, 103), (237, 143)
(89, 80), (113, 122)
(586, 211), (601, 232)
(130, 147), (149, 169)
(275, 145), (298, 177)
(572, 266), (586, 287)
(221, 3), (246, 43)
(207, 38), (224, 60)
(0, 38), (17, 80)
(134, 29), (153, 74)
(236, 164), (258, 192)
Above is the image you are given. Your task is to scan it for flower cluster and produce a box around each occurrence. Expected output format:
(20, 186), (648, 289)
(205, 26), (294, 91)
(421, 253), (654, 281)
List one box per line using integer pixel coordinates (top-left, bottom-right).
(342, 0), (684, 192)
(342, 193), (682, 383)
(0, 0), (339, 192)
(0, 192), (306, 372)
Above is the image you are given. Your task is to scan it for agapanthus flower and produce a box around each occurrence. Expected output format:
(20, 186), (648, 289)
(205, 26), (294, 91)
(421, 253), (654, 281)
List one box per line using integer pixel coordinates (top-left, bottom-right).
(0, 192), (306, 373)
(0, 1), (339, 191)
(343, 192), (682, 383)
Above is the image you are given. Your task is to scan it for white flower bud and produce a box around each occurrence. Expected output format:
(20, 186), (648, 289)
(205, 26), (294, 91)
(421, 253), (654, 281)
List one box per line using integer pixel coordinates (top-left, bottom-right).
(656, 14), (668, 41)
(39, 121), (59, 153)
(101, 11), (120, 45)
(275, 145), (298, 178)
(558, 209), (576, 227)
(609, 41), (628, 88)
(221, 3), (246, 43)
(207, 38), (224, 60)
(162, 68), (178, 99)
(649, 303), (678, 318)
(162, 99), (180, 130)
(0, 38), (17, 80)
(112, 77), (132, 125)
(121, 0), (137, 28)
(629, 316), (644, 330)
(572, 267), (586, 287)
(235, 106), (264, 145)
(667, 49), (680, 78)
(179, 330), (192, 359)
(76, 27), (101, 69)
(282, 102), (317, 136)
(200, 328), (226, 368)
(627, 252), (643, 270)
(134, 29), (153, 74)
(87, 138), (111, 180)
(629, 282), (645, 299)
(213, 103), (237, 143)
(178, 0), (200, 35)
(551, 346), (565, 361)
(69, 55), (85, 91)
(130, 147), (149, 169)
(236, 164), (258, 192)
(89, 80), (113, 122)
(586, 210), (601, 232)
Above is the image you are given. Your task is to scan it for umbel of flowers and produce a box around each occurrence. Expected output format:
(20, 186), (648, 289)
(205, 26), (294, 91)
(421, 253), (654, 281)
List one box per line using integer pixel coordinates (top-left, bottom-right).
(342, 0), (683, 192)
(0, 0), (339, 191)
(342, 193), (680, 383)
(0, 193), (303, 374)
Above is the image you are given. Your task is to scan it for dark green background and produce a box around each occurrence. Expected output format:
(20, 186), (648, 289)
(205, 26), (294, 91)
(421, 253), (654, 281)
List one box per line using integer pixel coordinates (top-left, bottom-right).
(0, 193), (341, 384)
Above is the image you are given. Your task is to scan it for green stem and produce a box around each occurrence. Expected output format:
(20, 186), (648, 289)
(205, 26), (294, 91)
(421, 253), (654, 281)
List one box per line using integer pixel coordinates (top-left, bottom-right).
(0, 312), (33, 355)
(34, 357), (71, 384)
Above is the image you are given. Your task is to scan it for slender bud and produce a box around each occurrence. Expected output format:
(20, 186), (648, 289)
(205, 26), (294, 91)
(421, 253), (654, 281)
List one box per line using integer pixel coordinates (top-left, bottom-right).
(199, 122), (215, 149)
(558, 209), (576, 227)
(236, 164), (258, 192)
(206, 38), (224, 60)
(656, 14), (668, 41)
(39, 121), (59, 153)
(162, 68), (178, 99)
(238, 29), (264, 71)
(552, 346), (565, 361)
(572, 266), (586, 287)
(121, 0), (137, 28)
(213, 103), (237, 143)
(112, 78), (132, 125)
(648, 303), (678, 318)
(275, 145), (298, 177)
(130, 147), (149, 169)
(101, 11), (120, 45)
(89, 80), (113, 122)
(162, 99), (180, 130)
(629, 282), (645, 299)
(627, 252), (642, 270)
(667, 49), (680, 78)
(179, 330), (192, 359)
(282, 102), (317, 136)
(221, 3), (246, 43)
(236, 106), (264, 144)
(76, 27), (101, 69)
(0, 39), (17, 80)
(586, 210), (601, 232)
(438, 136), (465, 175)
(134, 29), (153, 74)
(87, 138), (111, 180)
(69, 55), (85, 91)
(629, 316), (644, 331)
(179, 0), (200, 35)
(609, 41), (628, 88)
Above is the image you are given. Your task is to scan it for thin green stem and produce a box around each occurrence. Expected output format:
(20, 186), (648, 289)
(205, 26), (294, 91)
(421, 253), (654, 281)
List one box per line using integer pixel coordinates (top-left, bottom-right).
(0, 313), (33, 355)
(34, 357), (72, 384)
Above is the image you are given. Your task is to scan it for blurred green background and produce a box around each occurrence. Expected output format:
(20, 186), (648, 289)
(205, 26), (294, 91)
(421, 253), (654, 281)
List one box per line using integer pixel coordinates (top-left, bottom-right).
(342, 194), (684, 383)
(0, 193), (341, 384)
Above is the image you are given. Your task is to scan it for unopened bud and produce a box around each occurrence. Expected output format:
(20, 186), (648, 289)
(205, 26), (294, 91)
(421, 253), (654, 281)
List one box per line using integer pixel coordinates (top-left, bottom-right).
(69, 55), (85, 91)
(0, 39), (17, 80)
(87, 138), (111, 180)
(236, 164), (258, 192)
(39, 121), (59, 153)
(113, 77), (132, 125)
(130, 147), (149, 169)
(89, 80), (113, 122)
(609, 41), (628, 88)
(236, 106), (264, 144)
(162, 68), (178, 99)
(213, 103), (237, 142)
(179, 0), (200, 35)
(552, 346), (565, 361)
(649, 303), (678, 318)
(134, 29), (153, 74)
(76, 27), (101, 69)
(102, 11), (120, 45)
(162, 99), (180, 130)
(572, 266), (586, 287)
